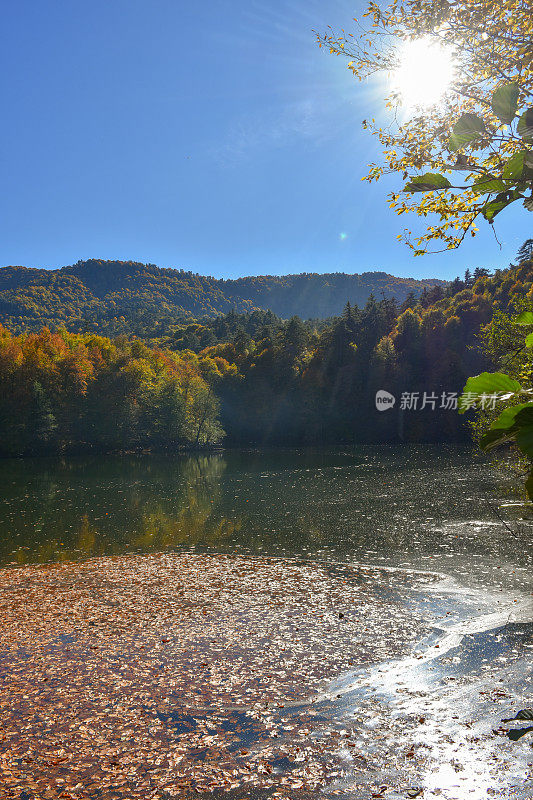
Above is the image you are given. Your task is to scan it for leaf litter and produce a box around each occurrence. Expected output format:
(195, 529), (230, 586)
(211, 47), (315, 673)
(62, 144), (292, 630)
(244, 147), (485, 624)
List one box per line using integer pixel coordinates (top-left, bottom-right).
(0, 552), (427, 799)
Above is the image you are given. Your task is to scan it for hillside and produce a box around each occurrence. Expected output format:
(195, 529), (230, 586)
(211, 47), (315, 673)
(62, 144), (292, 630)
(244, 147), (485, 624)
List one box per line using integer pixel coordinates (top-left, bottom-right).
(0, 259), (446, 332)
(2, 258), (533, 454)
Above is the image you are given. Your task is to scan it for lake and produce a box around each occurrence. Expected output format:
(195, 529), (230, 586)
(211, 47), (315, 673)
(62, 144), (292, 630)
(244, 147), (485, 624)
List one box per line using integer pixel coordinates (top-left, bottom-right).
(0, 446), (532, 799)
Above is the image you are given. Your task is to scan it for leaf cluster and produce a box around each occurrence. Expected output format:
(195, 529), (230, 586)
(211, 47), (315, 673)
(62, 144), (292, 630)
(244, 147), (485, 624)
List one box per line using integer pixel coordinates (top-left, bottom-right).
(318, 0), (533, 253)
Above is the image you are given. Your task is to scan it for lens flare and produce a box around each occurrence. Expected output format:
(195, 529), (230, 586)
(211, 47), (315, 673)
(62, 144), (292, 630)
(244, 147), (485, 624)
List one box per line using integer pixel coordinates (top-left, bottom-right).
(392, 37), (455, 109)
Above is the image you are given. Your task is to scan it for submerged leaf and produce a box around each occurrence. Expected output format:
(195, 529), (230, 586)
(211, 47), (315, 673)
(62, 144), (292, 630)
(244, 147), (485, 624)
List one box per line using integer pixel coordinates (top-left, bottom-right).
(507, 726), (533, 741)
(502, 709), (533, 722)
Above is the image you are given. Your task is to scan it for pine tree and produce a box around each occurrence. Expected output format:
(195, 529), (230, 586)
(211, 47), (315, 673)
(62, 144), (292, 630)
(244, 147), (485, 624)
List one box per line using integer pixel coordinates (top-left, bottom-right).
(282, 317), (308, 360)
(473, 267), (490, 281)
(517, 239), (533, 264)
(400, 292), (417, 313)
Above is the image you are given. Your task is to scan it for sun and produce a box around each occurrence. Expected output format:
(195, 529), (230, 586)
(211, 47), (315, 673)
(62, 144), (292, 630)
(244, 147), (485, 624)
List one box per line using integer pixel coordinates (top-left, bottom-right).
(392, 37), (455, 109)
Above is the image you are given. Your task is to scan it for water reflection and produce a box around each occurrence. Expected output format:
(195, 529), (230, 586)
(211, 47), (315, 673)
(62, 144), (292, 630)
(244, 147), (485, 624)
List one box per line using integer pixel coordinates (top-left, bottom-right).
(0, 446), (531, 590)
(0, 454), (233, 565)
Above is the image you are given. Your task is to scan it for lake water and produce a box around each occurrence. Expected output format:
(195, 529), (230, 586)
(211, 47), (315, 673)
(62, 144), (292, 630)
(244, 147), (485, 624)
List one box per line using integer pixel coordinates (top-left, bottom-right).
(0, 445), (531, 584)
(0, 446), (532, 798)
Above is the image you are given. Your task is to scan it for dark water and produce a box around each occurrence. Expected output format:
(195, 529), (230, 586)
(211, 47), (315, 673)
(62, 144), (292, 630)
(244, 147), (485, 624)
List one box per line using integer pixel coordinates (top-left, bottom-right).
(0, 445), (531, 590)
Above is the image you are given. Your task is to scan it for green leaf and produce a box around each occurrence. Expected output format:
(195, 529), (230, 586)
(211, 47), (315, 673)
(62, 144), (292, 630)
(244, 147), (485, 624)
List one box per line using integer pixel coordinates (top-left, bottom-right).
(449, 113), (486, 152)
(491, 83), (519, 125)
(512, 405), (533, 427)
(482, 194), (513, 223)
(404, 173), (452, 192)
(490, 403), (533, 430)
(481, 405), (533, 454)
(499, 406), (533, 458)
(515, 311), (533, 325)
(515, 424), (533, 458)
(517, 108), (533, 141)
(526, 332), (533, 347)
(459, 372), (522, 413)
(471, 176), (506, 195)
(480, 428), (515, 450)
(463, 372), (522, 395)
(502, 151), (526, 181)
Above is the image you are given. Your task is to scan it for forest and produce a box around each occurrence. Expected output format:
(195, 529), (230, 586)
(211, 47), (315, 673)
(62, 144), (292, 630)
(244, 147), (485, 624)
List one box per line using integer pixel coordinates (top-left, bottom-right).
(0, 328), (231, 456)
(0, 259), (445, 333)
(1, 247), (532, 456)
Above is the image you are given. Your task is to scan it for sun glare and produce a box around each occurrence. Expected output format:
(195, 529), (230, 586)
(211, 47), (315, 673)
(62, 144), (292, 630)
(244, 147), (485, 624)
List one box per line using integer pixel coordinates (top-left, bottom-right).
(392, 37), (455, 109)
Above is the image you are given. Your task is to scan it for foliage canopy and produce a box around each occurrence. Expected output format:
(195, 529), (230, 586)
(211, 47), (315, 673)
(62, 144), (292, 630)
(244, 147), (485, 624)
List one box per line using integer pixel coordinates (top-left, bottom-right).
(318, 0), (533, 254)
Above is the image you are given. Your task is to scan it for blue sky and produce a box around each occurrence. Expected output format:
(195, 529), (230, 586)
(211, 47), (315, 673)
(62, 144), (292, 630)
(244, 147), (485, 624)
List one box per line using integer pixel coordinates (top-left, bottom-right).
(0, 0), (530, 280)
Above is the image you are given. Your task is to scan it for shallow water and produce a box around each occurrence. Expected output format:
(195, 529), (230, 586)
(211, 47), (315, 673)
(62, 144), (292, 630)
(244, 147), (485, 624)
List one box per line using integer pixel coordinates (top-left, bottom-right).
(0, 554), (430, 798)
(0, 446), (531, 585)
(0, 446), (532, 798)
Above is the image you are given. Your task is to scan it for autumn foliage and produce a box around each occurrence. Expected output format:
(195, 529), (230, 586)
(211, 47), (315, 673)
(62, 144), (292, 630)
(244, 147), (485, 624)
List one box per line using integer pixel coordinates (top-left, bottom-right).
(0, 327), (230, 455)
(1, 258), (532, 453)
(318, 0), (533, 253)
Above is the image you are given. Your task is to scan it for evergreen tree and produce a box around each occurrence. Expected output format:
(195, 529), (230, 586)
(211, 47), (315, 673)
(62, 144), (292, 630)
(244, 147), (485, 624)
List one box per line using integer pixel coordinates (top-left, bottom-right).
(400, 292), (417, 313)
(282, 317), (308, 361)
(517, 239), (533, 264)
(447, 277), (464, 296)
(473, 267), (490, 281)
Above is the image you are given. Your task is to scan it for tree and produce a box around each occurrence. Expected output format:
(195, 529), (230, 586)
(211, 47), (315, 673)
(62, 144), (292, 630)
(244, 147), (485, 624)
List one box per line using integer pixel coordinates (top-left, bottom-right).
(400, 291), (417, 312)
(282, 316), (309, 361)
(458, 310), (533, 498)
(27, 382), (56, 451)
(517, 238), (533, 263)
(473, 267), (490, 281)
(447, 277), (465, 297)
(318, 0), (533, 254)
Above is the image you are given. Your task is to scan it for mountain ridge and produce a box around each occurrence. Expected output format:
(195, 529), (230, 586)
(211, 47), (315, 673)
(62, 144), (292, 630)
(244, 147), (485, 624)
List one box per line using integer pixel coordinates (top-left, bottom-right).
(0, 259), (448, 332)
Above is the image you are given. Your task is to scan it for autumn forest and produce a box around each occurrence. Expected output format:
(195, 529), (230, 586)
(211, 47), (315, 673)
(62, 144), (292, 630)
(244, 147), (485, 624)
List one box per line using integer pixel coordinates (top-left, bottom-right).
(1, 252), (532, 456)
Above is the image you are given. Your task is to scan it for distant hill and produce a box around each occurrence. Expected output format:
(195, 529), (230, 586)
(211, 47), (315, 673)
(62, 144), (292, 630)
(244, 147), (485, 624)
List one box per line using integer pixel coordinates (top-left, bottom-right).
(0, 259), (447, 332)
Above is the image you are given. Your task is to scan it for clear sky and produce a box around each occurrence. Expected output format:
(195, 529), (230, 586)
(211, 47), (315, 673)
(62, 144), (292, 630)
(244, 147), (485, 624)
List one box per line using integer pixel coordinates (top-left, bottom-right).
(1, 0), (530, 280)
